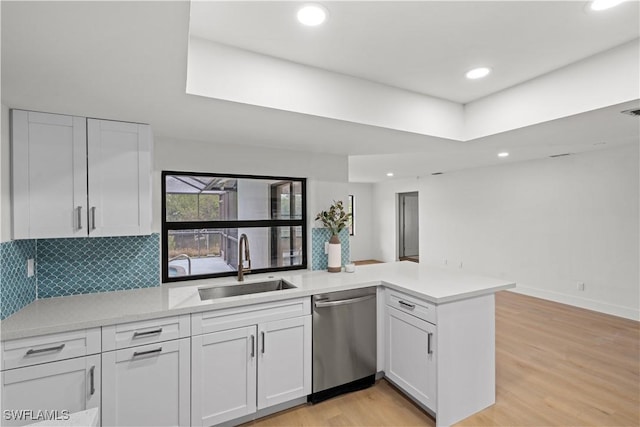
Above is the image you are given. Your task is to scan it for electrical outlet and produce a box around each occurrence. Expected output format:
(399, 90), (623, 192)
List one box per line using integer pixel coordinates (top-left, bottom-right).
(576, 282), (585, 291)
(27, 258), (35, 278)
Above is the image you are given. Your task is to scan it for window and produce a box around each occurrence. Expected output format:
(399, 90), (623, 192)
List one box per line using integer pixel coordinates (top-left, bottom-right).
(162, 171), (307, 282)
(348, 194), (355, 236)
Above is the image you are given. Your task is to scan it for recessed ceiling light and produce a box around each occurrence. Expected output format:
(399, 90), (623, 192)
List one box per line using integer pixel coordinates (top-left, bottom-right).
(465, 67), (491, 80)
(297, 4), (328, 26)
(498, 152), (509, 158)
(386, 172), (394, 177)
(590, 0), (625, 11)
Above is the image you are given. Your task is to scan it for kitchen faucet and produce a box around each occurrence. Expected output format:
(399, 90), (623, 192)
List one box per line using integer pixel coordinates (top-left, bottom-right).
(238, 233), (251, 281)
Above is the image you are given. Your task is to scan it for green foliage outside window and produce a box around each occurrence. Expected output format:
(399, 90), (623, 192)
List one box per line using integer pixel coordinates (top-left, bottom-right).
(166, 193), (221, 221)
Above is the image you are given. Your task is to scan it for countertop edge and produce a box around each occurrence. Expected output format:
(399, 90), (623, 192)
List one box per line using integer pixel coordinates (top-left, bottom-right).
(0, 264), (516, 341)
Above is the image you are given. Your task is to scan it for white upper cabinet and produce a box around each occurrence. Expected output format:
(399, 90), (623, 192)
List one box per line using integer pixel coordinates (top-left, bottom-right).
(11, 110), (88, 239)
(11, 110), (152, 239)
(87, 119), (151, 237)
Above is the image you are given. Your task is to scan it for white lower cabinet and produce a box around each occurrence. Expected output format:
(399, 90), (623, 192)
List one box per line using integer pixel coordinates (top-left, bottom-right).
(191, 315), (311, 427)
(1, 354), (101, 426)
(385, 306), (437, 411)
(102, 338), (191, 427)
(191, 326), (257, 426)
(257, 316), (312, 410)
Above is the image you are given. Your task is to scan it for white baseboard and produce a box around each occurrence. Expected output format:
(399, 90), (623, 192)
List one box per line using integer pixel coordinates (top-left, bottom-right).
(508, 286), (639, 321)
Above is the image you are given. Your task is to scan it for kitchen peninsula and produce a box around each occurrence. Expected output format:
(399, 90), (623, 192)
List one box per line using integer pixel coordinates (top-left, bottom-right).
(1, 262), (515, 427)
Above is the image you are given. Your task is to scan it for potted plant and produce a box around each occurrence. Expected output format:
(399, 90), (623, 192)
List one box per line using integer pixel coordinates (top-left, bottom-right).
(315, 200), (351, 272)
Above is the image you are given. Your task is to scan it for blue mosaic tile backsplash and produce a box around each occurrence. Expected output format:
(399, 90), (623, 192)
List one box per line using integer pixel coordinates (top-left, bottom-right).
(0, 240), (37, 320)
(311, 228), (350, 270)
(0, 234), (159, 319)
(37, 234), (160, 298)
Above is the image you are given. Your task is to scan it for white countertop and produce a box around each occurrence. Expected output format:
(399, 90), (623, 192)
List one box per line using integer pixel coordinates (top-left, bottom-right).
(0, 262), (515, 341)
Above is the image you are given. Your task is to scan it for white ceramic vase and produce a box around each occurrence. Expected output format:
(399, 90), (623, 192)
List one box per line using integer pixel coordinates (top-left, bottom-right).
(327, 234), (341, 273)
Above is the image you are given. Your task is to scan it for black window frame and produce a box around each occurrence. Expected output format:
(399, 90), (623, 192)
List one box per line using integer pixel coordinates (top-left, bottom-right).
(348, 194), (355, 236)
(161, 170), (307, 283)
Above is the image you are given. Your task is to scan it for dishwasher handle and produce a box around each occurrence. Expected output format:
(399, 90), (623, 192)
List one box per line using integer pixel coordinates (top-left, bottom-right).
(314, 294), (375, 308)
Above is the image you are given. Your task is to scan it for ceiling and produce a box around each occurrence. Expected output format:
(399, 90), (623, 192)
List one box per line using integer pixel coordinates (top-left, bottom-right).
(190, 1), (640, 104)
(1, 1), (639, 183)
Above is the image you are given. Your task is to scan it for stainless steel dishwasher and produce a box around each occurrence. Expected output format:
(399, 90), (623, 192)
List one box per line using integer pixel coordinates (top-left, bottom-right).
(310, 286), (377, 403)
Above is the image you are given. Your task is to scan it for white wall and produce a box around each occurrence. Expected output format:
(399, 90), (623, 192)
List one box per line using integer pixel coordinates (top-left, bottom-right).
(347, 182), (375, 261)
(373, 144), (640, 320)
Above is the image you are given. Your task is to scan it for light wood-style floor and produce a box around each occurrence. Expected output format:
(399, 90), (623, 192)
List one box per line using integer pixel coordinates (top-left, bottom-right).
(244, 291), (640, 427)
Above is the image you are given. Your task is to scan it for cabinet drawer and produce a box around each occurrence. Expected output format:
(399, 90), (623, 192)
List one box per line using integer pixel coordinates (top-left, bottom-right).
(386, 290), (436, 325)
(192, 297), (311, 335)
(102, 315), (190, 352)
(1, 328), (101, 371)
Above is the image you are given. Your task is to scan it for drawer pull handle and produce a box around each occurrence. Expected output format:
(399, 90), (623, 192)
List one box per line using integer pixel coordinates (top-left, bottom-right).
(90, 206), (97, 231)
(398, 300), (415, 310)
(427, 332), (433, 355)
(26, 344), (65, 356)
(133, 347), (163, 357)
(261, 331), (266, 354)
(76, 206), (83, 230)
(89, 365), (95, 396)
(250, 335), (255, 358)
(132, 328), (163, 338)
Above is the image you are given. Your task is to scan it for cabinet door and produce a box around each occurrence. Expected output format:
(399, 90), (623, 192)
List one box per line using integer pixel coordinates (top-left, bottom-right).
(102, 338), (190, 427)
(191, 326), (257, 426)
(11, 110), (87, 239)
(87, 119), (151, 237)
(1, 354), (100, 426)
(385, 306), (436, 411)
(257, 316), (311, 410)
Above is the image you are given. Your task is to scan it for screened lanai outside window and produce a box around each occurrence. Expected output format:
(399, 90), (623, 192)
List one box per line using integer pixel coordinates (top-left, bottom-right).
(162, 172), (307, 282)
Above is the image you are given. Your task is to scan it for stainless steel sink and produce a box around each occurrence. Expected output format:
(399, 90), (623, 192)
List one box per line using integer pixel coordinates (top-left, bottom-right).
(198, 279), (297, 300)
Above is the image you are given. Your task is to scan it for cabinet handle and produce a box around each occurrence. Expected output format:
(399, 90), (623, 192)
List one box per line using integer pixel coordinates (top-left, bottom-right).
(26, 343), (65, 356)
(132, 328), (163, 338)
(89, 365), (95, 396)
(314, 294), (375, 308)
(133, 347), (162, 357)
(398, 300), (415, 310)
(76, 206), (83, 230)
(427, 332), (433, 355)
(90, 207), (97, 231)
(261, 331), (265, 354)
(250, 335), (255, 358)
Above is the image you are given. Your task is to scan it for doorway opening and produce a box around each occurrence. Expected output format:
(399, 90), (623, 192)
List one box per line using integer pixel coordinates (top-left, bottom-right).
(398, 192), (419, 263)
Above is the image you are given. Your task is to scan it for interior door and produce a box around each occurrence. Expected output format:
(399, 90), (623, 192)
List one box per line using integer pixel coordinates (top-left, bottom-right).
(399, 192), (419, 259)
